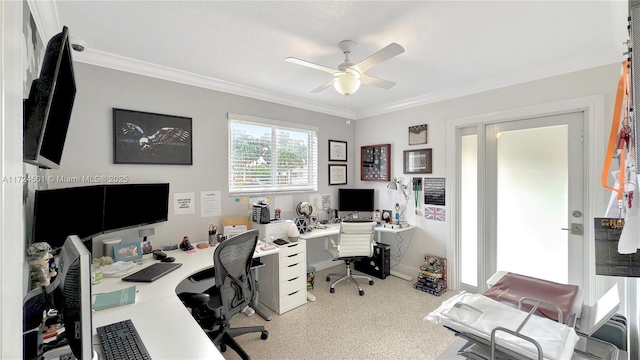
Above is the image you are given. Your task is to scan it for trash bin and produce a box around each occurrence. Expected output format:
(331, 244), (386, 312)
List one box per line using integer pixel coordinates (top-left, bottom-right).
(307, 265), (316, 290)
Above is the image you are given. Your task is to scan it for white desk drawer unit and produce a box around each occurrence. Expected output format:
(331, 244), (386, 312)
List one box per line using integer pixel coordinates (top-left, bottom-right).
(258, 240), (307, 314)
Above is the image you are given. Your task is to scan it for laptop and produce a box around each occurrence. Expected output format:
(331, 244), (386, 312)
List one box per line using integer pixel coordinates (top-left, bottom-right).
(122, 263), (182, 282)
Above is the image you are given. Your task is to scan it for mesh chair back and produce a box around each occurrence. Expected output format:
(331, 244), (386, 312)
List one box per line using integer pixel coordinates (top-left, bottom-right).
(336, 222), (376, 258)
(213, 229), (259, 318)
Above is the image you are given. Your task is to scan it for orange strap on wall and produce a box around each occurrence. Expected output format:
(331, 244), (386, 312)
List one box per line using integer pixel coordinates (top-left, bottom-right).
(602, 60), (629, 201)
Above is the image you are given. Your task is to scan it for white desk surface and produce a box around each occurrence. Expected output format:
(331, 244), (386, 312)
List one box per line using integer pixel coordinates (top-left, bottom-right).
(91, 240), (280, 359)
(299, 223), (416, 282)
(299, 223), (415, 241)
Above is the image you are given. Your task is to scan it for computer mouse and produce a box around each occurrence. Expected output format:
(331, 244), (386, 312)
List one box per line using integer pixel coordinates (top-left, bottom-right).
(160, 257), (175, 263)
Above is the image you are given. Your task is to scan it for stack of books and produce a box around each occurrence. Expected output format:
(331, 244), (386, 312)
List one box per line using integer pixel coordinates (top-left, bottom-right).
(413, 254), (447, 296)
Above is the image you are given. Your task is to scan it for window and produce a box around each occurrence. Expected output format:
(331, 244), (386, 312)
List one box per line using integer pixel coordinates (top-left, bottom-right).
(228, 113), (318, 195)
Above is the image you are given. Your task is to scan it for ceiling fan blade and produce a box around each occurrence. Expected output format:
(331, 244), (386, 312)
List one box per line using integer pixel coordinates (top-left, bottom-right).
(360, 75), (396, 89)
(310, 79), (336, 93)
(352, 43), (405, 74)
(285, 57), (340, 75)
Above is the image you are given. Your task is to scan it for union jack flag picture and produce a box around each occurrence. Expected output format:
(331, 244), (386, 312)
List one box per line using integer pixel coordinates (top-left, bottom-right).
(424, 206), (446, 222)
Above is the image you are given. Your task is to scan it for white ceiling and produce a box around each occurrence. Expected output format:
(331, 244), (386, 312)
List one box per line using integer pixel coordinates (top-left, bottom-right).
(31, 1), (628, 119)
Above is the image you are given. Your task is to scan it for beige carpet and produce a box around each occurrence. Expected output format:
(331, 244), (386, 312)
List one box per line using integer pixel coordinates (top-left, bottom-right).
(221, 265), (459, 360)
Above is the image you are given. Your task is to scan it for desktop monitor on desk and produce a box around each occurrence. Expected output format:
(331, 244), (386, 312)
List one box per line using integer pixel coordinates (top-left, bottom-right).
(23, 235), (94, 359)
(338, 188), (375, 217)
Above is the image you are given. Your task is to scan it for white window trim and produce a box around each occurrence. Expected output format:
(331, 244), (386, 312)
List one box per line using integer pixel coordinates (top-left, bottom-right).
(228, 113), (318, 196)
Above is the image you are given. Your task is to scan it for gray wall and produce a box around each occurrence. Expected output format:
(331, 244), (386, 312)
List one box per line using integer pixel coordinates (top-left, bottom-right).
(50, 63), (355, 256)
(355, 63), (619, 280)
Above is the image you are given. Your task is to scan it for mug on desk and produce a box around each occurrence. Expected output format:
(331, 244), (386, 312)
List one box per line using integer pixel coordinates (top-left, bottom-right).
(91, 265), (103, 284)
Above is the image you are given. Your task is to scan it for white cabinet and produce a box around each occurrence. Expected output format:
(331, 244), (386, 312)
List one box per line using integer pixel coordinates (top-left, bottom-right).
(258, 240), (307, 314)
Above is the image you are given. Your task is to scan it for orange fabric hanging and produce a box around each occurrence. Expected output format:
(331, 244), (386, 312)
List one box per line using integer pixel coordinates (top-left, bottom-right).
(602, 60), (629, 201)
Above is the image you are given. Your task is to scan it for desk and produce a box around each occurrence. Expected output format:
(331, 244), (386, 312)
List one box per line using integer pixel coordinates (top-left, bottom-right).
(92, 240), (280, 359)
(299, 223), (416, 282)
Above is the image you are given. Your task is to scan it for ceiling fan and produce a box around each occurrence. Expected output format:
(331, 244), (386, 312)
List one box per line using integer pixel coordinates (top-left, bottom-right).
(285, 40), (405, 96)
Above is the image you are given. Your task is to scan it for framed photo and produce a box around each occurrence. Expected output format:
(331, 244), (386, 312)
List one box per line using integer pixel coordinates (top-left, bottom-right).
(404, 148), (432, 174)
(328, 164), (347, 185)
(113, 242), (143, 262)
(361, 144), (391, 181)
(113, 108), (192, 165)
(328, 140), (347, 161)
(408, 124), (428, 145)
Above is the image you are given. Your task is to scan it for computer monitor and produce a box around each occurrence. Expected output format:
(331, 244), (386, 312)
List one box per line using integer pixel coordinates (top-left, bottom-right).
(24, 235), (94, 359)
(32, 185), (105, 250)
(54, 235), (94, 359)
(103, 183), (169, 232)
(338, 188), (375, 212)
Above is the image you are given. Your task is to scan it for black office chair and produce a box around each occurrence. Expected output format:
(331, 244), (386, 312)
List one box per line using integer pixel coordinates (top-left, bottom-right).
(178, 229), (268, 359)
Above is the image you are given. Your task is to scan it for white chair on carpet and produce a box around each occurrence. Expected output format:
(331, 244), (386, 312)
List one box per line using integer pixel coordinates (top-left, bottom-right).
(325, 221), (376, 296)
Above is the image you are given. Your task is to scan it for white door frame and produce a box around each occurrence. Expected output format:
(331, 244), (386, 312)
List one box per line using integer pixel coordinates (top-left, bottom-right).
(1, 1), (27, 358)
(446, 95), (605, 304)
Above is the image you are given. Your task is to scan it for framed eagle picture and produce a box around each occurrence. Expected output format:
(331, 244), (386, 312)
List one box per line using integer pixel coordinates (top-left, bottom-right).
(113, 108), (192, 165)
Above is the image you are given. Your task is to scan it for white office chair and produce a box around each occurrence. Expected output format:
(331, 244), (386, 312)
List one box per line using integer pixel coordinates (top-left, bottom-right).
(325, 221), (376, 296)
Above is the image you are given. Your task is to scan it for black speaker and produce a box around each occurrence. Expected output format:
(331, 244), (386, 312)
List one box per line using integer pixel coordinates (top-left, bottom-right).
(354, 243), (390, 279)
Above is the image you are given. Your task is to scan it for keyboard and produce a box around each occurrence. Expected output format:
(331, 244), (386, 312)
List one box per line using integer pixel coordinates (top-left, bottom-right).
(97, 319), (151, 360)
(122, 263), (182, 282)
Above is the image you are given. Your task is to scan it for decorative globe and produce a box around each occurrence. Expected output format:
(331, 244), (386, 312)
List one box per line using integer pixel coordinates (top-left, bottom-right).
(298, 202), (312, 216)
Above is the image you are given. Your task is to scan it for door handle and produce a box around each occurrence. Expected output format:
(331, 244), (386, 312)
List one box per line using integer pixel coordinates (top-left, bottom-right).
(561, 223), (583, 235)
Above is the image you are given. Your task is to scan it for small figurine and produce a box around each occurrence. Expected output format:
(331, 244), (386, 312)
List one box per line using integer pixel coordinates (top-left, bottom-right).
(93, 256), (114, 267)
(180, 236), (194, 251)
(26, 242), (57, 289)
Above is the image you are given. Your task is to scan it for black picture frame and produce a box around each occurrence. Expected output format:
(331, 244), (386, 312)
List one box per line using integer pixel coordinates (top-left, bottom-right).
(403, 148), (432, 174)
(113, 108), (192, 165)
(328, 140), (347, 161)
(328, 164), (347, 185)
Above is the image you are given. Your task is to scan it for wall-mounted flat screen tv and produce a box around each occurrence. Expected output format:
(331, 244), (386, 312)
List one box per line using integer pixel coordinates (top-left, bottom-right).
(23, 26), (76, 169)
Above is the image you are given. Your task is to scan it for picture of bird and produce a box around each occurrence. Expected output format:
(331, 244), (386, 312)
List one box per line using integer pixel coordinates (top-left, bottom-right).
(121, 122), (190, 153)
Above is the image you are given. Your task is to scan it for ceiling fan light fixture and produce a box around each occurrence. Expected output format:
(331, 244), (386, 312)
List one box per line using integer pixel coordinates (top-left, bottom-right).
(334, 72), (361, 95)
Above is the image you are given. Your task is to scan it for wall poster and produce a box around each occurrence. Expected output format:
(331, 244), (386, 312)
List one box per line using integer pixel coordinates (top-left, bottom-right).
(424, 177), (445, 206)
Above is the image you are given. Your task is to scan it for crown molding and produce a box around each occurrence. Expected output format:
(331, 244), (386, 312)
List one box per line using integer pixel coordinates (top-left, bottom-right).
(357, 52), (622, 119)
(27, 0), (59, 41)
(73, 49), (355, 119)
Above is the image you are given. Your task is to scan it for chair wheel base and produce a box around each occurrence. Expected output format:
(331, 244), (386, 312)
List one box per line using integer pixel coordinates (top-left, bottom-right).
(220, 344), (227, 352)
(326, 276), (330, 281)
(359, 290), (364, 296)
(330, 288), (335, 293)
(261, 330), (269, 340)
(369, 280), (374, 286)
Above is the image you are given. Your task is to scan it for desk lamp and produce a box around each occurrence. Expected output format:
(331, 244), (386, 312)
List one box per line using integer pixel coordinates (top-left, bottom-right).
(387, 178), (410, 224)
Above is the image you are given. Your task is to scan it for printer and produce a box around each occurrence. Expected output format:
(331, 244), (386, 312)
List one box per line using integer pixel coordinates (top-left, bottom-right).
(252, 220), (295, 243)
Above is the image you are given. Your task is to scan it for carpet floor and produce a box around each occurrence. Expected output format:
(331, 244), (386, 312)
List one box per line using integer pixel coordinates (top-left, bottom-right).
(218, 265), (459, 360)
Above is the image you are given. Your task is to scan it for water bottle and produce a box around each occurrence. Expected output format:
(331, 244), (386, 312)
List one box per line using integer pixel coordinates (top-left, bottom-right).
(208, 224), (218, 246)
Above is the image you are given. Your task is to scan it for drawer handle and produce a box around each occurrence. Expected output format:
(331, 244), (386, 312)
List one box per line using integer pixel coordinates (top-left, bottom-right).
(288, 290), (299, 296)
(288, 277), (299, 282)
(287, 253), (299, 258)
(289, 244), (298, 248)
(287, 263), (299, 268)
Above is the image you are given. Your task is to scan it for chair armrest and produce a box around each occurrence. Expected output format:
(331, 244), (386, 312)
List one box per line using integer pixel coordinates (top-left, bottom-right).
(177, 292), (211, 308)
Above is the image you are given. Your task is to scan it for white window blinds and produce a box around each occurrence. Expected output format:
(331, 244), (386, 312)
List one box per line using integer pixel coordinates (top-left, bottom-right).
(228, 113), (318, 195)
